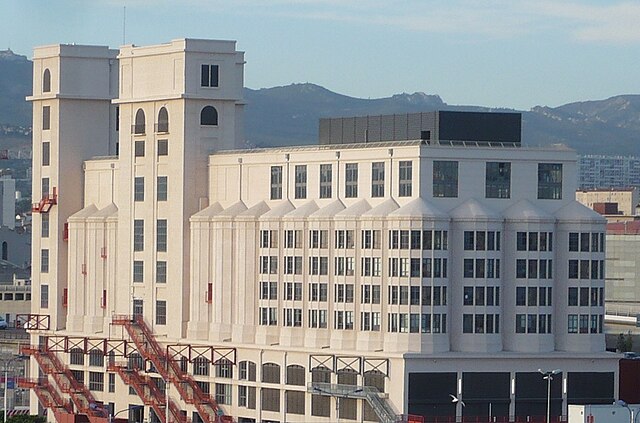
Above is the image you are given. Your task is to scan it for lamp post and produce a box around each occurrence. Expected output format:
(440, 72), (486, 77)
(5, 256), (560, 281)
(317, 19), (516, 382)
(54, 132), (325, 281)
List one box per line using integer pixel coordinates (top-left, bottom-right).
(617, 400), (639, 423)
(3, 355), (27, 422)
(109, 404), (144, 423)
(450, 393), (465, 420)
(539, 369), (561, 423)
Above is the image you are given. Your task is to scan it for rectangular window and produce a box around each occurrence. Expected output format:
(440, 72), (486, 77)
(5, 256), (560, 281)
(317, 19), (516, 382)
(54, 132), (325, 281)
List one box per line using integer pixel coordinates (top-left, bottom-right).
(156, 261), (167, 283)
(42, 106), (50, 130)
(108, 373), (115, 393)
(41, 214), (49, 238)
(134, 140), (145, 157)
(464, 231), (474, 250)
(580, 232), (590, 252)
(42, 142), (50, 166)
(41, 284), (49, 308)
(201, 64), (219, 87)
(568, 314), (578, 333)
(569, 233), (579, 252)
(157, 139), (168, 156)
(516, 232), (527, 251)
(42, 177), (49, 198)
(157, 176), (168, 201)
(134, 177), (144, 201)
(294, 165), (307, 199)
(157, 219), (167, 252)
(516, 287), (526, 306)
(516, 314), (526, 333)
(270, 166), (283, 200)
(433, 161), (458, 197)
(41, 249), (49, 273)
(538, 163), (563, 199)
(134, 220), (144, 251)
(89, 372), (104, 392)
(133, 260), (144, 283)
(485, 162), (511, 198)
(345, 163), (358, 198)
(156, 300), (167, 325)
(319, 164), (332, 198)
(371, 162), (385, 197)
(399, 161), (413, 197)
(516, 259), (526, 278)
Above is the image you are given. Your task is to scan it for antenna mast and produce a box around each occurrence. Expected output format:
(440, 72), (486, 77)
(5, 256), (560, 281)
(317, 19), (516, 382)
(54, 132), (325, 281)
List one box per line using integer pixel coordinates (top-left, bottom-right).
(122, 6), (126, 45)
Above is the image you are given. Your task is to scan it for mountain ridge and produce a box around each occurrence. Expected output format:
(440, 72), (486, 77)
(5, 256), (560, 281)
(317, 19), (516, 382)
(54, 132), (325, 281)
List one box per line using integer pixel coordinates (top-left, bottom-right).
(1, 51), (638, 155)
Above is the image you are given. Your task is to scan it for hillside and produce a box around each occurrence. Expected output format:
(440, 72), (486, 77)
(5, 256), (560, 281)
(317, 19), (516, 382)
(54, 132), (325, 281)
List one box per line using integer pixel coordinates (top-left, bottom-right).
(1, 49), (639, 155)
(0, 50), (32, 126)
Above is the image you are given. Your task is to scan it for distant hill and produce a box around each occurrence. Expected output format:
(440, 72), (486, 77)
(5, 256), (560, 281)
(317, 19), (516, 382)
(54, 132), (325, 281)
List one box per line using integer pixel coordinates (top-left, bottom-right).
(0, 50), (32, 126)
(1, 49), (638, 155)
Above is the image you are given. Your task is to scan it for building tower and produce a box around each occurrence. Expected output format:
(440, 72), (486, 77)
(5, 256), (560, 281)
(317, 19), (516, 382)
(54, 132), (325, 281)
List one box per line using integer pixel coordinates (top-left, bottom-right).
(112, 39), (245, 339)
(28, 44), (118, 333)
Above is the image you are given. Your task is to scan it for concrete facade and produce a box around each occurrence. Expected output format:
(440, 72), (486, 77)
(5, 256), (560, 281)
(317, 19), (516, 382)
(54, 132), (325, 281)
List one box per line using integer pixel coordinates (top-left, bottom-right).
(27, 39), (619, 423)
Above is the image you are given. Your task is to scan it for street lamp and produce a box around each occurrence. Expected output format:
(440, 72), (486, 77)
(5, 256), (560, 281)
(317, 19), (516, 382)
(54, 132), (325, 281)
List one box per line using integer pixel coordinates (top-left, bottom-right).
(450, 393), (466, 420)
(617, 400), (639, 423)
(3, 354), (27, 422)
(539, 369), (561, 423)
(109, 404), (144, 423)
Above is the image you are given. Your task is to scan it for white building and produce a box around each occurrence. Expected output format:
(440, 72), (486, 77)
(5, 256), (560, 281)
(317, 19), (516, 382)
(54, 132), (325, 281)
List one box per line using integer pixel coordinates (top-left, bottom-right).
(23, 39), (619, 423)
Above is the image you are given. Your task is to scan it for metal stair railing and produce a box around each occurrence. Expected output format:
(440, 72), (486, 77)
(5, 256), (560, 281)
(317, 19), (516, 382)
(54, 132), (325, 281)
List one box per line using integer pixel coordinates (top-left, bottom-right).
(112, 315), (228, 422)
(308, 382), (421, 423)
(107, 361), (186, 423)
(21, 344), (109, 422)
(18, 377), (74, 417)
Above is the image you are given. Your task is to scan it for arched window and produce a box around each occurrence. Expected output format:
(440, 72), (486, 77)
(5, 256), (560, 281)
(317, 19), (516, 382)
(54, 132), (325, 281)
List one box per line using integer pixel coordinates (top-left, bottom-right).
(134, 109), (146, 134)
(286, 364), (305, 386)
(193, 356), (210, 376)
(200, 106), (218, 126)
(261, 362), (281, 384)
(43, 69), (51, 93)
(1, 242), (7, 261)
(157, 107), (169, 133)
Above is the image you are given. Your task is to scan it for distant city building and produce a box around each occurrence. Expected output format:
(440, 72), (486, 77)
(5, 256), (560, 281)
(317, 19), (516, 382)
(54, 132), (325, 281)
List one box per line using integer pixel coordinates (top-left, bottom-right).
(579, 155), (640, 190)
(0, 175), (16, 229)
(0, 277), (31, 326)
(576, 188), (639, 218)
(604, 221), (640, 312)
(0, 226), (31, 270)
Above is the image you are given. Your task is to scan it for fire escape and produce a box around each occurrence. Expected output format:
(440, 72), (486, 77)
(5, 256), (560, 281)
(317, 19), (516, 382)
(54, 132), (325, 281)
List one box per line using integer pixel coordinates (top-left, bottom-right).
(308, 382), (424, 423)
(107, 360), (185, 423)
(17, 377), (74, 421)
(32, 187), (58, 213)
(20, 344), (110, 423)
(112, 315), (232, 423)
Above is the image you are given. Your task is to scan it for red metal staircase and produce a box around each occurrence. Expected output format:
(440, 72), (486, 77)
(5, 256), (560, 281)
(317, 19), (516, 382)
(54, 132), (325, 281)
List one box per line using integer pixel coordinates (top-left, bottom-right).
(18, 377), (74, 422)
(107, 360), (186, 423)
(112, 315), (231, 422)
(20, 344), (110, 423)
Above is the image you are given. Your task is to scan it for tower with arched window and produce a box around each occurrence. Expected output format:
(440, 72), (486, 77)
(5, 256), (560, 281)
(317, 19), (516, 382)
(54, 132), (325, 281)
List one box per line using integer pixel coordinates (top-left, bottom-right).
(28, 44), (118, 335)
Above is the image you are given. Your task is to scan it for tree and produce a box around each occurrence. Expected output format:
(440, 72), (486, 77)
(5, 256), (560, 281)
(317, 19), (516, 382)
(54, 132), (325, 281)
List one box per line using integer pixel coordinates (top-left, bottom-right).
(617, 332), (633, 352)
(2, 416), (46, 423)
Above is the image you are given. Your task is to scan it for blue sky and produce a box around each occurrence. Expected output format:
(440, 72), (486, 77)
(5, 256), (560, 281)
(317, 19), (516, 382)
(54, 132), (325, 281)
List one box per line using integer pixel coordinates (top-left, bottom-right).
(2, 0), (640, 110)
